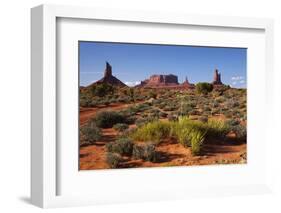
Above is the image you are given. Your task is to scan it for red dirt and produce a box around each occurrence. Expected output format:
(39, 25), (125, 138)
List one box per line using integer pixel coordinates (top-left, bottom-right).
(80, 132), (246, 170)
(79, 103), (247, 170)
(80, 101), (144, 125)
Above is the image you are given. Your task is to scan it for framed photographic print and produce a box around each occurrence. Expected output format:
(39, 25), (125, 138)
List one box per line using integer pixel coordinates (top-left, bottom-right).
(31, 4), (274, 208)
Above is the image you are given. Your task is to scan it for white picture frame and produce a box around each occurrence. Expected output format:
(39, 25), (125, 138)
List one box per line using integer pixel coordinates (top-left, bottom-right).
(31, 4), (274, 208)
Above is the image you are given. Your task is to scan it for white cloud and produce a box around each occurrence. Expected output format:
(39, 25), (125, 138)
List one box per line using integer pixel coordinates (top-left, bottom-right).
(231, 76), (244, 81)
(230, 75), (246, 88)
(125, 81), (141, 87)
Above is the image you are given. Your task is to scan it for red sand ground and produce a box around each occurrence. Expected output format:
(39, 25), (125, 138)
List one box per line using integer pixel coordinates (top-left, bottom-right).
(79, 103), (247, 170)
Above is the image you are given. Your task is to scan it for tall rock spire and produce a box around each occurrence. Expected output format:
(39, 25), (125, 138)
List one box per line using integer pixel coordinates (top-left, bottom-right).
(181, 76), (195, 89)
(213, 69), (222, 85)
(87, 61), (127, 87)
(104, 61), (112, 78)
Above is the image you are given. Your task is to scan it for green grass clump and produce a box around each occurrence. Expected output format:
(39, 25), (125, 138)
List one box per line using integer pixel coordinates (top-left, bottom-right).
(190, 129), (207, 156)
(105, 138), (133, 156)
(131, 121), (171, 143)
(131, 116), (231, 156)
(204, 119), (230, 140)
(170, 120), (193, 147)
(170, 117), (207, 155)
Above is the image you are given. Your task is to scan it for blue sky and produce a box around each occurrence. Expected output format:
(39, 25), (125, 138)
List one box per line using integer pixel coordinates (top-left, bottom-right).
(79, 41), (247, 88)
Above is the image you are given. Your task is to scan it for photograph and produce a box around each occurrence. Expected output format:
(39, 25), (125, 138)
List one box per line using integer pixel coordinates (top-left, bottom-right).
(79, 41), (247, 170)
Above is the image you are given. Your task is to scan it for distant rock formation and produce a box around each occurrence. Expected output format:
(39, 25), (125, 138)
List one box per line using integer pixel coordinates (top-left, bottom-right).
(139, 74), (179, 87)
(87, 62), (127, 88)
(85, 63), (225, 90)
(181, 77), (195, 89)
(104, 61), (112, 77)
(212, 69), (223, 85)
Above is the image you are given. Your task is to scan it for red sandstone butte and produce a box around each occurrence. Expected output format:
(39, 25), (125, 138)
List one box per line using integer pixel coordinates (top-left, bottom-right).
(137, 74), (195, 89)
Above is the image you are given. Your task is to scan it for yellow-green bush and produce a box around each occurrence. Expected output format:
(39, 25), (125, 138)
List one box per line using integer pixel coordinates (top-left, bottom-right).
(130, 116), (230, 156)
(189, 129), (207, 156)
(170, 117), (207, 154)
(131, 121), (171, 143)
(204, 119), (230, 140)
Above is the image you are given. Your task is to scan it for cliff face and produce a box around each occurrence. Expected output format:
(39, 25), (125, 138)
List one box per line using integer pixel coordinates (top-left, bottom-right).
(140, 74), (179, 87)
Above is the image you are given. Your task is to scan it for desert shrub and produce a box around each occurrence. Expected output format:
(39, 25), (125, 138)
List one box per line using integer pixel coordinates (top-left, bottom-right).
(225, 119), (240, 127)
(135, 103), (151, 112)
(198, 116), (208, 123)
(148, 108), (160, 114)
(93, 111), (127, 128)
(135, 116), (158, 127)
(128, 88), (135, 99)
(131, 121), (171, 143)
(103, 100), (110, 106)
(80, 98), (91, 107)
(89, 100), (99, 107)
(179, 103), (193, 116)
(189, 110), (198, 116)
(172, 117), (229, 145)
(135, 118), (146, 127)
(239, 103), (246, 109)
(167, 113), (178, 121)
(91, 83), (114, 97)
(158, 102), (168, 109)
(108, 98), (117, 104)
(170, 117), (207, 154)
(132, 143), (157, 162)
(204, 119), (230, 140)
(196, 82), (213, 94)
(117, 97), (126, 103)
(233, 101), (240, 108)
(225, 100), (240, 108)
(215, 96), (226, 103)
(127, 116), (137, 125)
(242, 114), (247, 121)
(223, 111), (233, 119)
(163, 105), (176, 111)
(171, 122), (193, 147)
(232, 125), (247, 141)
(204, 106), (211, 112)
(80, 122), (102, 145)
(211, 108), (220, 115)
(106, 153), (122, 168)
(105, 138), (133, 156)
(202, 111), (212, 116)
(152, 99), (162, 106)
(148, 90), (157, 99)
(162, 102), (178, 112)
(187, 101), (197, 108)
(159, 111), (168, 118)
(119, 108), (136, 117)
(113, 123), (129, 132)
(212, 101), (219, 108)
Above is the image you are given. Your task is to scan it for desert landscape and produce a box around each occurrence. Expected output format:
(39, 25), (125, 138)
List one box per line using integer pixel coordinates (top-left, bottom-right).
(79, 61), (247, 170)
